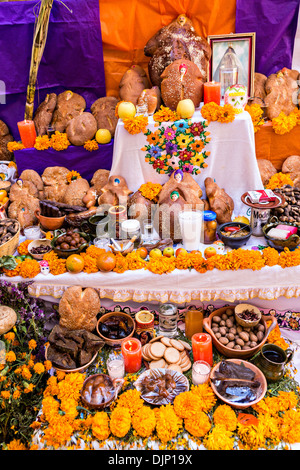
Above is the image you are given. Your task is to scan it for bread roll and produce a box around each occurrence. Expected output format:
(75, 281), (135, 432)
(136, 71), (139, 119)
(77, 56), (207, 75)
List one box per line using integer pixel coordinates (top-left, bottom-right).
(58, 286), (101, 331)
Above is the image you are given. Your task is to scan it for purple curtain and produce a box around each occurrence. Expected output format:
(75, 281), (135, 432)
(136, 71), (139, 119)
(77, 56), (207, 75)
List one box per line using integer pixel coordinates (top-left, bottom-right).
(0, 0), (106, 139)
(236, 0), (300, 76)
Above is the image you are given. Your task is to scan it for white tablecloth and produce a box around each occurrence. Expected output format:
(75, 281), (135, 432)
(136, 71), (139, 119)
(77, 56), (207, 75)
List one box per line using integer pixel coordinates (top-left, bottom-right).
(110, 109), (264, 218)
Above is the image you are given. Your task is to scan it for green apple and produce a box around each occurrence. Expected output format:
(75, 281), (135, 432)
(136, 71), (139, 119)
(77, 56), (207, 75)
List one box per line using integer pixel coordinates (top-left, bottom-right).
(149, 248), (162, 259)
(163, 247), (174, 257)
(176, 99), (195, 119)
(118, 101), (136, 119)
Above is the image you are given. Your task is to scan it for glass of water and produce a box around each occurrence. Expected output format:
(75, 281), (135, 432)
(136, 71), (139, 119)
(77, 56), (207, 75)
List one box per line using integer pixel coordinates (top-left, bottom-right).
(143, 220), (154, 242)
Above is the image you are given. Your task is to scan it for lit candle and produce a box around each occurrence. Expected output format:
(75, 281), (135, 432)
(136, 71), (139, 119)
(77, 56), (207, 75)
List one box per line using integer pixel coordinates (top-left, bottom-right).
(121, 338), (142, 373)
(203, 81), (221, 105)
(192, 360), (211, 385)
(192, 332), (213, 366)
(17, 120), (37, 148)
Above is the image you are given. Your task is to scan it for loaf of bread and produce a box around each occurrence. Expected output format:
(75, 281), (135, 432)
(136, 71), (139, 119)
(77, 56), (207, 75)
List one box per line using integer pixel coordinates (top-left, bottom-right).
(257, 159), (277, 186)
(51, 90), (86, 132)
(265, 68), (300, 120)
(160, 59), (204, 110)
(144, 14), (211, 88)
(33, 93), (57, 136)
(42, 166), (70, 203)
(58, 286), (101, 331)
(281, 155), (300, 187)
(66, 112), (97, 146)
(137, 86), (161, 114)
(90, 96), (119, 137)
(204, 177), (234, 224)
(119, 65), (150, 105)
(63, 178), (90, 207)
(0, 120), (14, 161)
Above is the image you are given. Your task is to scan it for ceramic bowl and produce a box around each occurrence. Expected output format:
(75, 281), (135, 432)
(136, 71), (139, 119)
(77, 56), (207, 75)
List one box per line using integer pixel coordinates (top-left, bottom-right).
(28, 239), (52, 260)
(80, 374), (124, 409)
(50, 230), (89, 258)
(262, 220), (300, 251)
(217, 222), (252, 249)
(109, 239), (134, 255)
(45, 344), (99, 374)
(210, 359), (267, 409)
(35, 210), (65, 231)
(96, 311), (135, 348)
(203, 306), (277, 359)
(234, 303), (262, 328)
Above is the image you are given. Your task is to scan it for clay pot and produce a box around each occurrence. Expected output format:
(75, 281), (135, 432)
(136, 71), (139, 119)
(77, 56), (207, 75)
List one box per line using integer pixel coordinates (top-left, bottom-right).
(35, 210), (65, 231)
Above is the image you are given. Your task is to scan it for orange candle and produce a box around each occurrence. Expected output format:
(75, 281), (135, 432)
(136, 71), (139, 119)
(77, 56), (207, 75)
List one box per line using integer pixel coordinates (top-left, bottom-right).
(192, 332), (213, 366)
(17, 120), (37, 148)
(203, 81), (221, 105)
(121, 337), (142, 373)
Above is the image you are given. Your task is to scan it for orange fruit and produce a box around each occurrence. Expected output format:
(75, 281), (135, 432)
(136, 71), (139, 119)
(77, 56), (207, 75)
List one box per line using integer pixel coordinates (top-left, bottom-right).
(204, 246), (217, 259)
(2, 197), (9, 204)
(0, 190), (7, 201)
(136, 247), (148, 259)
(96, 252), (116, 272)
(66, 254), (85, 273)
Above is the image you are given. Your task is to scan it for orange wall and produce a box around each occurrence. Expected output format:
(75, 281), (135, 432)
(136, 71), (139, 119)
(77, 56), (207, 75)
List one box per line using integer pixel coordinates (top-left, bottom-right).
(99, 0), (236, 97)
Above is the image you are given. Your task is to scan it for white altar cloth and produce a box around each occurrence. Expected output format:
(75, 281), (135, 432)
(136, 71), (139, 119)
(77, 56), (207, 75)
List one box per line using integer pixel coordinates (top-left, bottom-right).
(110, 109), (264, 218)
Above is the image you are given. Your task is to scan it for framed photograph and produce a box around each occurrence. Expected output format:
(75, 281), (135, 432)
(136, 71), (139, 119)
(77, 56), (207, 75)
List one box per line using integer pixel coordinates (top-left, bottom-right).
(207, 33), (256, 98)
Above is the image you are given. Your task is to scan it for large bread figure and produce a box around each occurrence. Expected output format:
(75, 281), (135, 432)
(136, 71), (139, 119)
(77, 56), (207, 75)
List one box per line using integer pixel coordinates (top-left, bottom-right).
(204, 177), (234, 224)
(119, 65), (150, 105)
(144, 14), (211, 88)
(265, 68), (300, 120)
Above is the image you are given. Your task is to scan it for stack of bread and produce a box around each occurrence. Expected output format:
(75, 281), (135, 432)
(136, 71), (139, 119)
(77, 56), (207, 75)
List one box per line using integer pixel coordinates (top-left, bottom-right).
(142, 335), (192, 373)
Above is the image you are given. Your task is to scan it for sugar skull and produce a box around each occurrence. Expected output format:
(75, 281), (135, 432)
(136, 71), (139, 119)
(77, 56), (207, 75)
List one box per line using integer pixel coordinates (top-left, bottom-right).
(39, 260), (50, 276)
(224, 84), (248, 113)
(213, 240), (225, 254)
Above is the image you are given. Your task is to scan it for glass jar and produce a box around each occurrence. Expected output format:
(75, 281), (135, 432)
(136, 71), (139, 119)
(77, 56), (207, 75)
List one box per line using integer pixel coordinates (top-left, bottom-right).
(121, 219), (141, 246)
(203, 211), (217, 244)
(158, 303), (178, 337)
(184, 307), (203, 340)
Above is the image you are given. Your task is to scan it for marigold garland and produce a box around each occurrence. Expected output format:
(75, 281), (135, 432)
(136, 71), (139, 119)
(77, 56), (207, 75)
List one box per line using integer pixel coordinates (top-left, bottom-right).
(123, 115), (149, 135)
(201, 102), (236, 124)
(109, 407), (131, 438)
(203, 424), (236, 450)
(184, 411), (211, 438)
(131, 406), (156, 438)
(155, 404), (182, 444)
(91, 412), (110, 441)
(115, 389), (144, 416)
(213, 404), (238, 432)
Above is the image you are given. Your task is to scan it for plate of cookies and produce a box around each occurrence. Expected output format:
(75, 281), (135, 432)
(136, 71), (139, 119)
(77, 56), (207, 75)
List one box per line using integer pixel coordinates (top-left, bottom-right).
(141, 335), (192, 374)
(134, 367), (189, 405)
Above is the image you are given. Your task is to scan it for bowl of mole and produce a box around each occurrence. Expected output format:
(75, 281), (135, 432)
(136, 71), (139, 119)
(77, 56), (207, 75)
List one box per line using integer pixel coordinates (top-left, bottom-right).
(210, 359), (267, 409)
(217, 222), (252, 249)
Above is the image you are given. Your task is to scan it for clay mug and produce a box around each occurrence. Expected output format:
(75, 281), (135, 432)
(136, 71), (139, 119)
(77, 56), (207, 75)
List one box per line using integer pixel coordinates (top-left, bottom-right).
(255, 343), (294, 382)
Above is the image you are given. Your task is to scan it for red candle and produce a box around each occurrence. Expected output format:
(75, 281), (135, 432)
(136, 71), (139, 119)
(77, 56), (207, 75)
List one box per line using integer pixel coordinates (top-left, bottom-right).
(192, 333), (213, 366)
(17, 120), (37, 148)
(203, 81), (221, 105)
(121, 338), (142, 373)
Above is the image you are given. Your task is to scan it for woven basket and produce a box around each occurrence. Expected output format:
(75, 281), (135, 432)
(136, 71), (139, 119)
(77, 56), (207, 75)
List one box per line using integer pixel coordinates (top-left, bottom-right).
(0, 222), (20, 257)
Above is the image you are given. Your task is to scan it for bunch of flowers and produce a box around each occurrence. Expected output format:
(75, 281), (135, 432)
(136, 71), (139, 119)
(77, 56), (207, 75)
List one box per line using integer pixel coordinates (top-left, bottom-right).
(18, 259), (41, 278)
(7, 141), (25, 152)
(123, 115), (149, 135)
(43, 250), (67, 275)
(139, 182), (162, 201)
(84, 140), (99, 152)
(0, 333), (52, 448)
(266, 172), (294, 189)
(66, 170), (82, 183)
(272, 109), (299, 135)
(143, 119), (210, 175)
(50, 131), (70, 151)
(153, 105), (180, 123)
(245, 103), (265, 132)
(34, 135), (51, 151)
(17, 239), (33, 256)
(201, 102), (236, 123)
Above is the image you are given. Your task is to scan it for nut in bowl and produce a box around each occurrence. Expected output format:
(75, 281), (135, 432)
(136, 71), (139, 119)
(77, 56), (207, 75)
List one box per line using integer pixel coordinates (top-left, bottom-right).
(203, 306), (277, 358)
(96, 312), (135, 348)
(28, 239), (52, 260)
(217, 222), (252, 249)
(51, 228), (89, 258)
(210, 359), (267, 409)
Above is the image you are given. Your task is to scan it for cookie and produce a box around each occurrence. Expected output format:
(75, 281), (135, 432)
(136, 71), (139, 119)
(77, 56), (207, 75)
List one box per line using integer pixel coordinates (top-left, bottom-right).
(150, 341), (166, 359)
(149, 358), (166, 369)
(149, 335), (164, 343)
(161, 336), (172, 347)
(170, 339), (185, 351)
(167, 364), (183, 373)
(142, 344), (152, 362)
(164, 347), (181, 364)
(181, 360), (192, 372)
(178, 339), (192, 351)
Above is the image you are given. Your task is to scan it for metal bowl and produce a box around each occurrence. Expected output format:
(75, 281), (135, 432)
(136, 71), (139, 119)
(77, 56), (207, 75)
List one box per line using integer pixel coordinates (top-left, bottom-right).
(217, 222), (252, 249)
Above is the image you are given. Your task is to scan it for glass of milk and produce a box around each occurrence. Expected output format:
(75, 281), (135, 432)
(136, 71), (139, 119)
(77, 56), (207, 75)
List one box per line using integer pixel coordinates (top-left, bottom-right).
(178, 210), (203, 251)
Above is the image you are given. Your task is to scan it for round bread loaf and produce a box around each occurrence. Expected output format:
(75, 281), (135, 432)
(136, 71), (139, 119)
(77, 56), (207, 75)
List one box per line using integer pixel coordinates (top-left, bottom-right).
(66, 112), (97, 146)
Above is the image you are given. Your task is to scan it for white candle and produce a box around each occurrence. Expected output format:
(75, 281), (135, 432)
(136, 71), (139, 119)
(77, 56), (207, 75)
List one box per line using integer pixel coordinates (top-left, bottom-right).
(192, 360), (211, 385)
(23, 225), (42, 240)
(106, 357), (125, 380)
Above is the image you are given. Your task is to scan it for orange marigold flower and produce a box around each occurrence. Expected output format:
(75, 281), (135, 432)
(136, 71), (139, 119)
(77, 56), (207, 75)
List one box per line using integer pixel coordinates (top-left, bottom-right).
(7, 141), (25, 152)
(34, 135), (51, 150)
(50, 131), (70, 151)
(266, 172), (294, 189)
(123, 115), (148, 135)
(19, 259), (40, 278)
(153, 105), (180, 123)
(84, 139), (99, 152)
(18, 239), (32, 255)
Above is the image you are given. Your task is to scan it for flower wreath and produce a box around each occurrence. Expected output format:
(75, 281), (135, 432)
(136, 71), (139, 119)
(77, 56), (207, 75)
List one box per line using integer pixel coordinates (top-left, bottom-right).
(142, 119), (211, 175)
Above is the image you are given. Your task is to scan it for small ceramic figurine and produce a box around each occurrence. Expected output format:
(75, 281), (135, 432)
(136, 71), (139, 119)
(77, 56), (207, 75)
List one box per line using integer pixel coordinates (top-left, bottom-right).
(39, 260), (50, 275)
(170, 190), (180, 202)
(174, 169), (184, 183)
(224, 84), (248, 113)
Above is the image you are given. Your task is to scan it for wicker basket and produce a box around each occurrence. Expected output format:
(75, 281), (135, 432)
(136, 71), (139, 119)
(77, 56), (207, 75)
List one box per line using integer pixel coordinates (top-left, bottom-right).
(0, 222), (20, 257)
